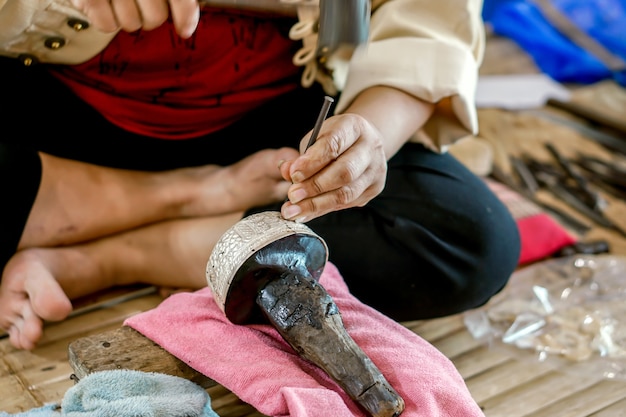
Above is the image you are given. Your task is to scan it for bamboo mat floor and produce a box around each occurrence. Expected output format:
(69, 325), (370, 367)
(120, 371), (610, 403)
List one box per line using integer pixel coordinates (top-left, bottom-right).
(3, 287), (626, 416)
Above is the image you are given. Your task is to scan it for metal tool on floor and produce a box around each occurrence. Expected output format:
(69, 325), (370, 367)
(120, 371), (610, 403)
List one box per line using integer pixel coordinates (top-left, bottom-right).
(490, 163), (591, 236)
(575, 154), (626, 200)
(522, 108), (626, 156)
(522, 146), (626, 238)
(545, 143), (606, 212)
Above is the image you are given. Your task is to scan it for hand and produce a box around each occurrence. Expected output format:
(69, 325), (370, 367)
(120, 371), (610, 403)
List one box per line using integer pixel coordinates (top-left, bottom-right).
(71, 0), (200, 38)
(279, 113), (387, 223)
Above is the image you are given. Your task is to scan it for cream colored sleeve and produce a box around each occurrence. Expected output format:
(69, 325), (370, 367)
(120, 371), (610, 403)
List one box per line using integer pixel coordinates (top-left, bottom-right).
(335, 0), (486, 152)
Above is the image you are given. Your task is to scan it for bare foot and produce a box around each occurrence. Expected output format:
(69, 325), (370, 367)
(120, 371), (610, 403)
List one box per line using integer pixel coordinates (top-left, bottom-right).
(0, 250), (72, 350)
(183, 147), (299, 216)
(2, 211), (246, 351)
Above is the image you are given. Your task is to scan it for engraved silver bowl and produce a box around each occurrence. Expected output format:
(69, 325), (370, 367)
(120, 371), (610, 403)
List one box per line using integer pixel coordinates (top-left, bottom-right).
(206, 211), (328, 324)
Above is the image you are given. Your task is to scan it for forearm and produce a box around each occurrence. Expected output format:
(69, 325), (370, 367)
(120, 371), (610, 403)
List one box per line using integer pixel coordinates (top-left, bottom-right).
(336, 0), (485, 151)
(342, 86), (435, 160)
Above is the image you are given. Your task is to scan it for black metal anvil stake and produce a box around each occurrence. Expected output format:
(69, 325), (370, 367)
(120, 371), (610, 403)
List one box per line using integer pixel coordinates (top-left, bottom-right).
(206, 212), (405, 417)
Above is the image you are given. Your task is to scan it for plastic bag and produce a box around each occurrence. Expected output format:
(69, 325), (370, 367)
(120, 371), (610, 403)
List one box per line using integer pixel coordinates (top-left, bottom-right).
(465, 254), (626, 380)
(483, 0), (626, 86)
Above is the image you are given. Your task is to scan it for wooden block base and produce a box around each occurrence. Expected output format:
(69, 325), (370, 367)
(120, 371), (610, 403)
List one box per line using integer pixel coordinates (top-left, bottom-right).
(67, 326), (214, 388)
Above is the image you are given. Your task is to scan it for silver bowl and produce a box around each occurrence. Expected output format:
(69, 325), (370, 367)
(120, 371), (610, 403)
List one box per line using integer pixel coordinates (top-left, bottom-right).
(206, 211), (328, 324)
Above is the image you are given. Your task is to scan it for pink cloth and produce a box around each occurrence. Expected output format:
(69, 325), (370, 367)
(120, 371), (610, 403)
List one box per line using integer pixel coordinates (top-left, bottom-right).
(484, 178), (577, 265)
(125, 262), (485, 417)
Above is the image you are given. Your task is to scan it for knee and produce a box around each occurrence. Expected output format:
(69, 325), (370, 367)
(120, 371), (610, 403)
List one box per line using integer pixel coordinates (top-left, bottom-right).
(389, 192), (521, 320)
(460, 202), (521, 309)
(315, 170), (522, 321)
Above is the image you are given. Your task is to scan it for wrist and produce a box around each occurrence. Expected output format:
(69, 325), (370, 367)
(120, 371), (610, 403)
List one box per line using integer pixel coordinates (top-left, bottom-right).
(344, 86), (434, 157)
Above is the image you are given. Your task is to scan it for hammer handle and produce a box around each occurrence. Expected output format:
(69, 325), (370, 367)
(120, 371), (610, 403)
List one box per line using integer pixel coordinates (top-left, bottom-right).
(257, 272), (405, 417)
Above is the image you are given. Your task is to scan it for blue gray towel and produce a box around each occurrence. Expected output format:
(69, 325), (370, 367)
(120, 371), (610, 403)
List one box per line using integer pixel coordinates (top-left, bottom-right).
(1, 370), (219, 417)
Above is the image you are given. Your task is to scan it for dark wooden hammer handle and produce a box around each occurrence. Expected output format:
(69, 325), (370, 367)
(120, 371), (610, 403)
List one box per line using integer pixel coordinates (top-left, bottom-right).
(257, 272), (405, 417)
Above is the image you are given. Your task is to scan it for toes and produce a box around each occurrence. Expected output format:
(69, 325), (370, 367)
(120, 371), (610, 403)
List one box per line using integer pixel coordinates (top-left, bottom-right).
(8, 326), (24, 350)
(8, 314), (42, 351)
(2, 287), (62, 351)
(26, 277), (72, 321)
(19, 307), (44, 350)
(0, 295), (24, 331)
(28, 277), (72, 322)
(5, 292), (57, 350)
(1, 249), (73, 350)
(7, 320), (40, 351)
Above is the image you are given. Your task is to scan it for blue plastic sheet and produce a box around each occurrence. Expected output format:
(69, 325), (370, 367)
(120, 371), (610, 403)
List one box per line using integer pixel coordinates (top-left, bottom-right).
(483, 0), (626, 86)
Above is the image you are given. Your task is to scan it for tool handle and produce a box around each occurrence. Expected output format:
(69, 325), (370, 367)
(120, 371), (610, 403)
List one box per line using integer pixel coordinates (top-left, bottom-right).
(547, 98), (626, 135)
(305, 96), (334, 151)
(257, 272), (405, 417)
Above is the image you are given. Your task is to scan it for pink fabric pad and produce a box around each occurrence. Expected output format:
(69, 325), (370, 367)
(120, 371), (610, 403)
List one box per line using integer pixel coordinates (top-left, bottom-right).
(125, 262), (485, 416)
(484, 178), (577, 265)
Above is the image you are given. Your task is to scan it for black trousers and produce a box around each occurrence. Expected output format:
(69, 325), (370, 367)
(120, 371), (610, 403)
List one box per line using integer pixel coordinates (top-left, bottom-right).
(1, 56), (521, 320)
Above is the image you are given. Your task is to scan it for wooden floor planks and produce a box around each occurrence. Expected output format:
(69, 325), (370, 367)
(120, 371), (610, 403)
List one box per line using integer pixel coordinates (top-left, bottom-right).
(3, 286), (626, 416)
(530, 380), (626, 417)
(0, 291), (165, 414)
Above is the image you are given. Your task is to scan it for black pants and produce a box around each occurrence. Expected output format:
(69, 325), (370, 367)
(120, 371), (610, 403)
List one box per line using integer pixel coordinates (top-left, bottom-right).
(1, 56), (521, 320)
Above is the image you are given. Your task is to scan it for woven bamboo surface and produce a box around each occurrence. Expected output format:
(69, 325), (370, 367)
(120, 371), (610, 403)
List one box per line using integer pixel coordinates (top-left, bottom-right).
(3, 291), (626, 416)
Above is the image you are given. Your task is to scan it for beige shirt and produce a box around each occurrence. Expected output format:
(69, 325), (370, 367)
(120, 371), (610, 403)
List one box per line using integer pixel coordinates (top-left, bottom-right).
(0, 0), (485, 150)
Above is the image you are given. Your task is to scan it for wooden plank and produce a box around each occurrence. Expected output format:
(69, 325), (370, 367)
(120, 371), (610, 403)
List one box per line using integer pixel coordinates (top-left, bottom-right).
(530, 380), (626, 417)
(1, 338), (73, 412)
(207, 385), (265, 416)
(588, 397), (626, 416)
(67, 326), (215, 389)
(1, 336), (72, 413)
(0, 374), (41, 413)
(465, 358), (555, 404)
(66, 313), (471, 390)
(1, 346), (67, 374)
(0, 294), (170, 413)
(1, 359), (75, 411)
(403, 314), (466, 342)
(430, 328), (487, 359)
(451, 345), (511, 380)
(38, 294), (162, 347)
(479, 371), (603, 417)
(0, 285), (159, 341)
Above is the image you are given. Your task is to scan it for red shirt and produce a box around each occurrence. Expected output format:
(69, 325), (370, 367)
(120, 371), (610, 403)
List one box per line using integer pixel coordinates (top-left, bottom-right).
(49, 8), (301, 139)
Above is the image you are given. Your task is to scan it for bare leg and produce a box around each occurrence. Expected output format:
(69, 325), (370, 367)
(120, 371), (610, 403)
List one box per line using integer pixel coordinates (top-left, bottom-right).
(0, 213), (242, 350)
(2, 146), (299, 350)
(20, 147), (298, 248)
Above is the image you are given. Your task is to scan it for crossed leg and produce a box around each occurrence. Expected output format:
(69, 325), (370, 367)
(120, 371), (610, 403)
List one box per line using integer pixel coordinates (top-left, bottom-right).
(20, 147), (299, 248)
(0, 147), (299, 350)
(0, 214), (240, 350)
